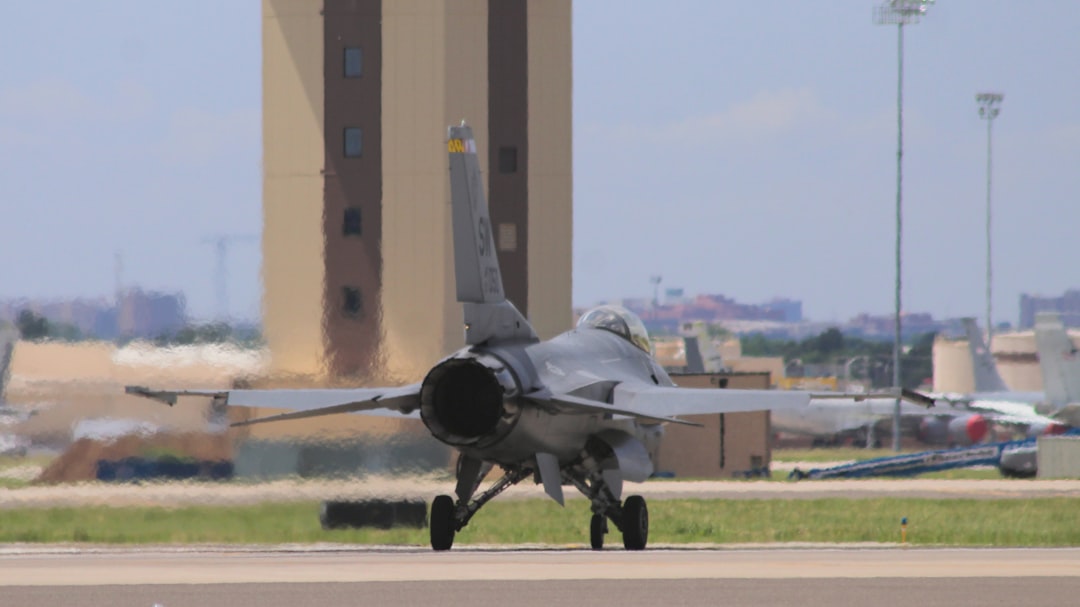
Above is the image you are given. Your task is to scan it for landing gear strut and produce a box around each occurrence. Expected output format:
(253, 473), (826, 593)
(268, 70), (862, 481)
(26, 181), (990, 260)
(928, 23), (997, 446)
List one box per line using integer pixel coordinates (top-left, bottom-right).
(566, 465), (649, 551)
(430, 464), (530, 551)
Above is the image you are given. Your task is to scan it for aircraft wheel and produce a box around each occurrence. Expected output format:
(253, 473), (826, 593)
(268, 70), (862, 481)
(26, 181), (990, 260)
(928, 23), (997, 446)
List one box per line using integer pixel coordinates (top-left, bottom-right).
(430, 494), (456, 551)
(590, 514), (606, 550)
(621, 495), (648, 550)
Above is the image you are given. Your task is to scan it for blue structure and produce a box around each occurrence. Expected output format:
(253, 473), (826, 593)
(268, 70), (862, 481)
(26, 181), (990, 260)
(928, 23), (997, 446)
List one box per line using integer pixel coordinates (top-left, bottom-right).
(788, 440), (1032, 480)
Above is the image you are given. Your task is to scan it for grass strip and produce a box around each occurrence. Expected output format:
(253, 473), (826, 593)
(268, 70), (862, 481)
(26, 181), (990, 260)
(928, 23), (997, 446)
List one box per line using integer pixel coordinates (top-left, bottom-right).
(2, 498), (1078, 546)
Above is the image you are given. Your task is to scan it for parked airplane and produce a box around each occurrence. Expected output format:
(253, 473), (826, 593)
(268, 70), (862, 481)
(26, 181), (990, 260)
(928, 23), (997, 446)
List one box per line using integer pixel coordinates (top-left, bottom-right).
(773, 317), (1069, 448)
(128, 124), (925, 551)
(931, 318), (1070, 439)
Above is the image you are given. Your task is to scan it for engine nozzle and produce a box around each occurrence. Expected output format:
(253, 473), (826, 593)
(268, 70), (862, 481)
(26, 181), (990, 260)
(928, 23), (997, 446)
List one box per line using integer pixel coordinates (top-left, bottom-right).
(419, 354), (521, 447)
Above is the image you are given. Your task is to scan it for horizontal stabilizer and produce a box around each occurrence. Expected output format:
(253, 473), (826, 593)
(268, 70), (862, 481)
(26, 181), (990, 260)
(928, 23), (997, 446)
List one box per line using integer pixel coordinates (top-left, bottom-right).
(126, 384), (421, 423)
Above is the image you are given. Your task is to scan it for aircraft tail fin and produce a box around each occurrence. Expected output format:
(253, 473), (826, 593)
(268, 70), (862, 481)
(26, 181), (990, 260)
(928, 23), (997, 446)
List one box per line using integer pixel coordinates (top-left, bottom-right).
(679, 321), (725, 374)
(0, 328), (15, 404)
(447, 123), (536, 345)
(1034, 312), (1080, 406)
(962, 317), (1008, 393)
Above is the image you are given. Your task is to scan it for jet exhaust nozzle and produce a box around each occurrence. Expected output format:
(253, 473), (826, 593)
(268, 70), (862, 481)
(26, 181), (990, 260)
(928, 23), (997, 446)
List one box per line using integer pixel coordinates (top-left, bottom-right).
(420, 354), (521, 447)
(917, 414), (988, 446)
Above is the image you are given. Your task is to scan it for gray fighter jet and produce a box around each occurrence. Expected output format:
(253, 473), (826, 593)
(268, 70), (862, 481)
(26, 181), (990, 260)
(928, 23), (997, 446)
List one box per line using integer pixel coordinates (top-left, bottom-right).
(128, 124), (921, 551)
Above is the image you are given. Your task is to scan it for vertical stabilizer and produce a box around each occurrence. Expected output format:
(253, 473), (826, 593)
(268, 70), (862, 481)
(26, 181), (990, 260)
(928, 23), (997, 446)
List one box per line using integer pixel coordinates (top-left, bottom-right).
(962, 318), (1008, 393)
(1034, 312), (1080, 406)
(679, 321), (725, 374)
(447, 124), (537, 346)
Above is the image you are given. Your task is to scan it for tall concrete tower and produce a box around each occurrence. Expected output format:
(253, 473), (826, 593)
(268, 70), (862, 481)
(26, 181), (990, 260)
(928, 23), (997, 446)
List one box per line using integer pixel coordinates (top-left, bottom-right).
(262, 0), (572, 384)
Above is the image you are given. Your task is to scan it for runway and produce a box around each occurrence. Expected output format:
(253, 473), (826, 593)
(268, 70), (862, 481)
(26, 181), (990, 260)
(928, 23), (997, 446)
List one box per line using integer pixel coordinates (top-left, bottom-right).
(2, 546), (1078, 606)
(5, 477), (1080, 508)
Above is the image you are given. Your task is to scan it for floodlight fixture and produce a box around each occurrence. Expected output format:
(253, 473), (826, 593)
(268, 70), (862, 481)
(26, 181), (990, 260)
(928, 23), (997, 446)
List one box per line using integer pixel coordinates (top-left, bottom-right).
(874, 0), (935, 25)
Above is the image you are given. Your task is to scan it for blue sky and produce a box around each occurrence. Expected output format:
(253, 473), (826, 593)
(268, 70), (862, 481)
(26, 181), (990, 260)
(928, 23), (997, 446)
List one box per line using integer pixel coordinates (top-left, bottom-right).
(1, 1), (1077, 326)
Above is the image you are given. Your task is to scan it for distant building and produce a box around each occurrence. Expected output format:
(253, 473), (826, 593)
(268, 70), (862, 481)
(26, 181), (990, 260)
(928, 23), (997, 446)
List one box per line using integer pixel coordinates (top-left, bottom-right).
(844, 312), (940, 340)
(0, 288), (186, 340)
(1019, 290), (1080, 330)
(762, 297), (802, 323)
(115, 288), (187, 340)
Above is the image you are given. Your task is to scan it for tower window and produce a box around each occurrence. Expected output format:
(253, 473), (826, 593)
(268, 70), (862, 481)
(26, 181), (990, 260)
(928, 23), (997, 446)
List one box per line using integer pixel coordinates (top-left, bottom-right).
(344, 47), (363, 78)
(342, 286), (363, 318)
(498, 223), (517, 252)
(498, 146), (518, 173)
(344, 127), (363, 158)
(343, 207), (362, 236)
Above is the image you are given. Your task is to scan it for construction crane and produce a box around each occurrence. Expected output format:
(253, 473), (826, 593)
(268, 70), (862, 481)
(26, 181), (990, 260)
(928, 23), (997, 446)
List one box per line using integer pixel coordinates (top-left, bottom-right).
(201, 234), (258, 322)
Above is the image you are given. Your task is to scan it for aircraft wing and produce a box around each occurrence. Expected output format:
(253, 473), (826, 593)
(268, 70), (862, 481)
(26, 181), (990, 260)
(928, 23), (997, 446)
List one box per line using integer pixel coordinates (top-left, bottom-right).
(125, 384), (421, 427)
(541, 385), (933, 426)
(613, 384), (809, 418)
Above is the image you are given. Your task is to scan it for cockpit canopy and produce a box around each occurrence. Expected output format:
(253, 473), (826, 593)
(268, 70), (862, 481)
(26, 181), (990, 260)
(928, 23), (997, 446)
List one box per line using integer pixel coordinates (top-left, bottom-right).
(576, 305), (651, 353)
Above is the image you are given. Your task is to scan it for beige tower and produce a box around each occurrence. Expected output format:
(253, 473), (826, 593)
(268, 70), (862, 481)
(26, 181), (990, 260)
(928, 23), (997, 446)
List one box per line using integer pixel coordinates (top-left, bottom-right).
(262, 0), (572, 384)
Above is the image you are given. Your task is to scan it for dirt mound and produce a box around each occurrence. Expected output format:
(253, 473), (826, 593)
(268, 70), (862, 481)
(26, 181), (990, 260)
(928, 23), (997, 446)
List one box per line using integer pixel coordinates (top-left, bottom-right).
(37, 432), (234, 484)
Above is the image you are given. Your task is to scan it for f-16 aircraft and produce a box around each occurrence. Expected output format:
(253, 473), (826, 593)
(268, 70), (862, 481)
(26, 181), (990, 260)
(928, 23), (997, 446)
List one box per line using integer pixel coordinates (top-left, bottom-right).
(129, 124), (924, 551)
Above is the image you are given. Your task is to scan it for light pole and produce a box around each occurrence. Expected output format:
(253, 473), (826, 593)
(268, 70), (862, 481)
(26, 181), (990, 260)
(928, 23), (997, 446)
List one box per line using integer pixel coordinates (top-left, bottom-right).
(874, 0), (934, 452)
(649, 275), (662, 321)
(976, 92), (1003, 350)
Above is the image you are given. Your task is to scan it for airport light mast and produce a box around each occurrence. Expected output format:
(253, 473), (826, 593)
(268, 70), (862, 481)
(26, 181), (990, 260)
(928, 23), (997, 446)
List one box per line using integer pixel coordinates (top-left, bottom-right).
(874, 0), (934, 451)
(976, 92), (1003, 351)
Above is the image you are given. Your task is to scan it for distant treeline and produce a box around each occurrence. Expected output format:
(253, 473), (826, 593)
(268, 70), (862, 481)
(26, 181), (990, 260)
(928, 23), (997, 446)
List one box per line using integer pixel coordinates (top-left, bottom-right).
(740, 327), (935, 389)
(12, 309), (262, 348)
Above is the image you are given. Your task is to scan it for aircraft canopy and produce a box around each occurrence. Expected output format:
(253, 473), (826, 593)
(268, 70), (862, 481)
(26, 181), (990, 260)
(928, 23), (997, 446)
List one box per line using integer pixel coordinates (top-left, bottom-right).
(577, 305), (651, 353)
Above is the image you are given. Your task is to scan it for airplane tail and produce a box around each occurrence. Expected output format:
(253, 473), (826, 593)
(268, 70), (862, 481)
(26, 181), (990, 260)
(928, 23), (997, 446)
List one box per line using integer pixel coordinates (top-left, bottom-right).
(962, 318), (1008, 393)
(447, 124), (536, 346)
(1034, 312), (1080, 406)
(679, 321), (725, 374)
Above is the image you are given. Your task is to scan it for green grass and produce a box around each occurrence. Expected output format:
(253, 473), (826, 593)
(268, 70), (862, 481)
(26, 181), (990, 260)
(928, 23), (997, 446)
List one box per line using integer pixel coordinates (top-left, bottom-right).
(2, 498), (1078, 546)
(773, 447), (917, 463)
(0, 454), (54, 471)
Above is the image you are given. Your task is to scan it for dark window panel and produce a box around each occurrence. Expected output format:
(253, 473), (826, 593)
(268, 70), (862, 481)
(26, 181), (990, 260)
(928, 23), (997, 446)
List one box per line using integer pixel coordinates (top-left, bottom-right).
(343, 207), (362, 236)
(498, 146), (517, 173)
(342, 286), (363, 318)
(344, 127), (363, 158)
(344, 47), (363, 78)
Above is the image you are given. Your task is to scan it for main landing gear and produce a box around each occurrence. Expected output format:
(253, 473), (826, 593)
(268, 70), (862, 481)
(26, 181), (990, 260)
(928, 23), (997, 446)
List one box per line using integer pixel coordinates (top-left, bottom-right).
(430, 453), (650, 551)
(564, 461), (649, 551)
(430, 458), (529, 551)
(586, 495), (649, 551)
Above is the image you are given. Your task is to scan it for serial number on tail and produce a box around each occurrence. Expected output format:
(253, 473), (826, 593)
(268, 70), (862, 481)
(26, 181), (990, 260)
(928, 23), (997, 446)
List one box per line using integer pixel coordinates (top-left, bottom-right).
(482, 267), (502, 297)
(448, 138), (477, 154)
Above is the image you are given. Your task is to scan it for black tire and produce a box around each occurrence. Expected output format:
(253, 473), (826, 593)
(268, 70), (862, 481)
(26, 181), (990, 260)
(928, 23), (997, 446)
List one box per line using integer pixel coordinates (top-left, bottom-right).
(621, 495), (648, 550)
(590, 514), (606, 550)
(430, 494), (456, 551)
